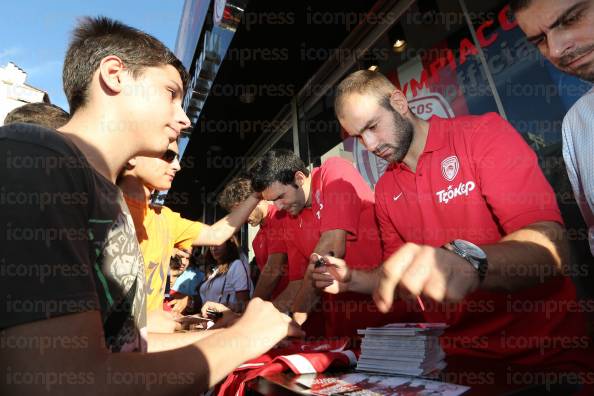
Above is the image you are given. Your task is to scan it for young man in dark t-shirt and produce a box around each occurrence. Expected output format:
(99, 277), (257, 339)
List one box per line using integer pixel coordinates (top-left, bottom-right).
(0, 16), (301, 395)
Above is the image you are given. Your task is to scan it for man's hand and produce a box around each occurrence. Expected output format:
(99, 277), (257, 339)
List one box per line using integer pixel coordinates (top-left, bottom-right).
(374, 243), (480, 312)
(169, 295), (189, 314)
(147, 309), (180, 333)
(201, 301), (238, 327)
(233, 298), (304, 349)
(309, 253), (352, 294)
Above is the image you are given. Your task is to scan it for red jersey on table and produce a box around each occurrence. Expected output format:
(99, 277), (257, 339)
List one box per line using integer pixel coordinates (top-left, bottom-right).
(375, 113), (588, 367)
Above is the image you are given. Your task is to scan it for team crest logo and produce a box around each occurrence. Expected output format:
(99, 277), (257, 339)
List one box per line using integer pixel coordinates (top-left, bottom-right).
(441, 156), (459, 181)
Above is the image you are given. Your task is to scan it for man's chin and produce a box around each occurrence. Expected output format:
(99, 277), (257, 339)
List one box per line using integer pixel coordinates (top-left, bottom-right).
(154, 184), (172, 192)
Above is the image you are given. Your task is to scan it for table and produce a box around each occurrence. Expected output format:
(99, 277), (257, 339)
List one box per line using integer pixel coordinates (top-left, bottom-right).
(248, 357), (586, 396)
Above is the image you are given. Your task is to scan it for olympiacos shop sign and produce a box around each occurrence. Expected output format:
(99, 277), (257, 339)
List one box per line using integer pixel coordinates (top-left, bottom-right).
(402, 5), (518, 98)
(347, 5), (518, 189)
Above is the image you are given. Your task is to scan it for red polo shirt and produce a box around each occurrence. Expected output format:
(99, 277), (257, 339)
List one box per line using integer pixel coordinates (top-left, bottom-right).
(285, 157), (420, 338)
(375, 113), (588, 366)
(252, 205), (289, 299)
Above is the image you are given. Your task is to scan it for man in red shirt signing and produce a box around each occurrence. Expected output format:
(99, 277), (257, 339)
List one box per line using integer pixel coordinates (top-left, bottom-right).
(313, 69), (590, 370)
(249, 150), (418, 338)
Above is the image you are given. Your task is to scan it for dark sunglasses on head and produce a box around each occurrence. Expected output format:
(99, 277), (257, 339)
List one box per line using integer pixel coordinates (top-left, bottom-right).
(162, 149), (179, 163)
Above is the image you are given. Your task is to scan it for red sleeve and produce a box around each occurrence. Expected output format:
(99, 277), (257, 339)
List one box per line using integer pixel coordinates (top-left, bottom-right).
(287, 247), (309, 281)
(265, 212), (287, 255)
(252, 229), (267, 270)
(375, 177), (406, 261)
(470, 113), (563, 232)
(318, 158), (362, 236)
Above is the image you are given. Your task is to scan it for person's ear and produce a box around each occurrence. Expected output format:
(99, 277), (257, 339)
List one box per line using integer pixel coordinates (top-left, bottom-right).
(294, 171), (306, 186)
(125, 157), (137, 171)
(389, 89), (410, 116)
(258, 200), (269, 214)
(98, 55), (126, 94)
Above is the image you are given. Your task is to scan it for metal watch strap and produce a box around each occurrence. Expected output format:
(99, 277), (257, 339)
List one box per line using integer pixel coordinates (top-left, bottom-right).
(444, 241), (488, 284)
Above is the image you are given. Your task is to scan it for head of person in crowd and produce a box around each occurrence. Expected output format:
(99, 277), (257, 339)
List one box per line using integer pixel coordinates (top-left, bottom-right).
(170, 248), (190, 272)
(249, 149), (311, 216)
(118, 139), (181, 197)
(3, 102), (70, 129)
(190, 246), (204, 268)
(218, 177), (269, 226)
(204, 236), (241, 277)
(334, 70), (417, 164)
(61, 16), (191, 156)
(511, 0), (594, 82)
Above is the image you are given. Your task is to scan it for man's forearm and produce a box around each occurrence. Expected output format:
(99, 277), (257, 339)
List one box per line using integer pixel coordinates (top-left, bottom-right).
(253, 253), (287, 299)
(346, 268), (379, 295)
(194, 195), (259, 246)
(481, 222), (568, 292)
(2, 312), (255, 395)
(292, 230), (346, 315)
(273, 280), (302, 312)
(148, 329), (221, 352)
(113, 327), (274, 393)
(291, 278), (319, 316)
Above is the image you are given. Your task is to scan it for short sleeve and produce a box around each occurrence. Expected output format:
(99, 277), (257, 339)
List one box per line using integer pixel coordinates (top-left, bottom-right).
(471, 113), (562, 233)
(226, 260), (251, 293)
(163, 207), (203, 251)
(318, 158), (362, 236)
(0, 126), (99, 329)
(375, 176), (406, 260)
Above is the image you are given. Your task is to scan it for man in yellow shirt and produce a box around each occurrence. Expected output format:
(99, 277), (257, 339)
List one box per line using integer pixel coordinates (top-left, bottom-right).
(118, 140), (260, 334)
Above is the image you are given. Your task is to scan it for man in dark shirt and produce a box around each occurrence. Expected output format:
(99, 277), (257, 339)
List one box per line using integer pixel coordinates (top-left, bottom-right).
(0, 16), (300, 395)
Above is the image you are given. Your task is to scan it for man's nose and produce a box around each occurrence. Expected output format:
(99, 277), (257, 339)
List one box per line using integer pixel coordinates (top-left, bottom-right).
(548, 29), (575, 62)
(362, 132), (378, 153)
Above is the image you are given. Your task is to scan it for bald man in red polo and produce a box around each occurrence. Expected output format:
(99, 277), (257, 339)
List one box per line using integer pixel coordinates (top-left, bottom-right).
(312, 70), (591, 371)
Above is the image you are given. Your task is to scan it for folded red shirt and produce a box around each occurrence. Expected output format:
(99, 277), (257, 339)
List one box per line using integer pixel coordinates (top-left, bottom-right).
(216, 338), (357, 396)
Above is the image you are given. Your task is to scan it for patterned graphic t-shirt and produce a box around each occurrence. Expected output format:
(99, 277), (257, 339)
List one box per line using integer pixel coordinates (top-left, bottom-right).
(0, 123), (147, 353)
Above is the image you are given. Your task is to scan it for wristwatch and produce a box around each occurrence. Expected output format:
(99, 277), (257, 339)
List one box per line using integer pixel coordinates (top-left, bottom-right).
(443, 239), (488, 284)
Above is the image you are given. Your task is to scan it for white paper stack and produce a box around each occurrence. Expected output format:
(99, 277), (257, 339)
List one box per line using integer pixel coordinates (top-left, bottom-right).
(356, 323), (448, 377)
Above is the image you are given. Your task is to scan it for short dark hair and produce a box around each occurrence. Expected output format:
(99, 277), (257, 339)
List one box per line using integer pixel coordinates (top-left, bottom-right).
(249, 150), (309, 192)
(508, 0), (532, 14)
(218, 177), (253, 212)
(63, 16), (189, 114)
(4, 102), (70, 129)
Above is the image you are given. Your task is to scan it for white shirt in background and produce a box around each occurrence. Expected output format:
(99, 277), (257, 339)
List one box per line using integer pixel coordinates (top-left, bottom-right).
(562, 87), (594, 255)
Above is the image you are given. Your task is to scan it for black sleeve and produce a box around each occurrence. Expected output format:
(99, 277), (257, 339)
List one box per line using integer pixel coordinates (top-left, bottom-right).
(0, 130), (99, 329)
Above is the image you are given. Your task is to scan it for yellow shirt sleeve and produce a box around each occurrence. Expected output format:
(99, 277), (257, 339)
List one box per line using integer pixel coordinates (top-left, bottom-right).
(161, 206), (203, 251)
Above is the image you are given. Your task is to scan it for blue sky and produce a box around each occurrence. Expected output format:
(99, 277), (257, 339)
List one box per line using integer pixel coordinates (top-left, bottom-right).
(0, 0), (185, 112)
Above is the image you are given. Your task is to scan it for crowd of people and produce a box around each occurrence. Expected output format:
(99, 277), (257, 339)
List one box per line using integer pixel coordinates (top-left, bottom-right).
(2, 0), (594, 394)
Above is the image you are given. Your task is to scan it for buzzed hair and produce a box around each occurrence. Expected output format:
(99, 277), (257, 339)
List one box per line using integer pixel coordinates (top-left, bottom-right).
(218, 177), (253, 212)
(334, 70), (396, 119)
(63, 16), (189, 114)
(4, 102), (70, 129)
(509, 0), (533, 14)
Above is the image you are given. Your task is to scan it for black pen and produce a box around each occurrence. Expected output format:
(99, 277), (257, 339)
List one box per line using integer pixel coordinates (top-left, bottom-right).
(314, 250), (334, 268)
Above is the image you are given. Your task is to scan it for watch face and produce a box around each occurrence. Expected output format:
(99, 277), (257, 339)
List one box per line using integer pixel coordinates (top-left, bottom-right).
(453, 240), (487, 260)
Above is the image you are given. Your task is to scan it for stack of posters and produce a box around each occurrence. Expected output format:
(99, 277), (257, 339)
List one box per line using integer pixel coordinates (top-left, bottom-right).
(356, 323), (448, 377)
